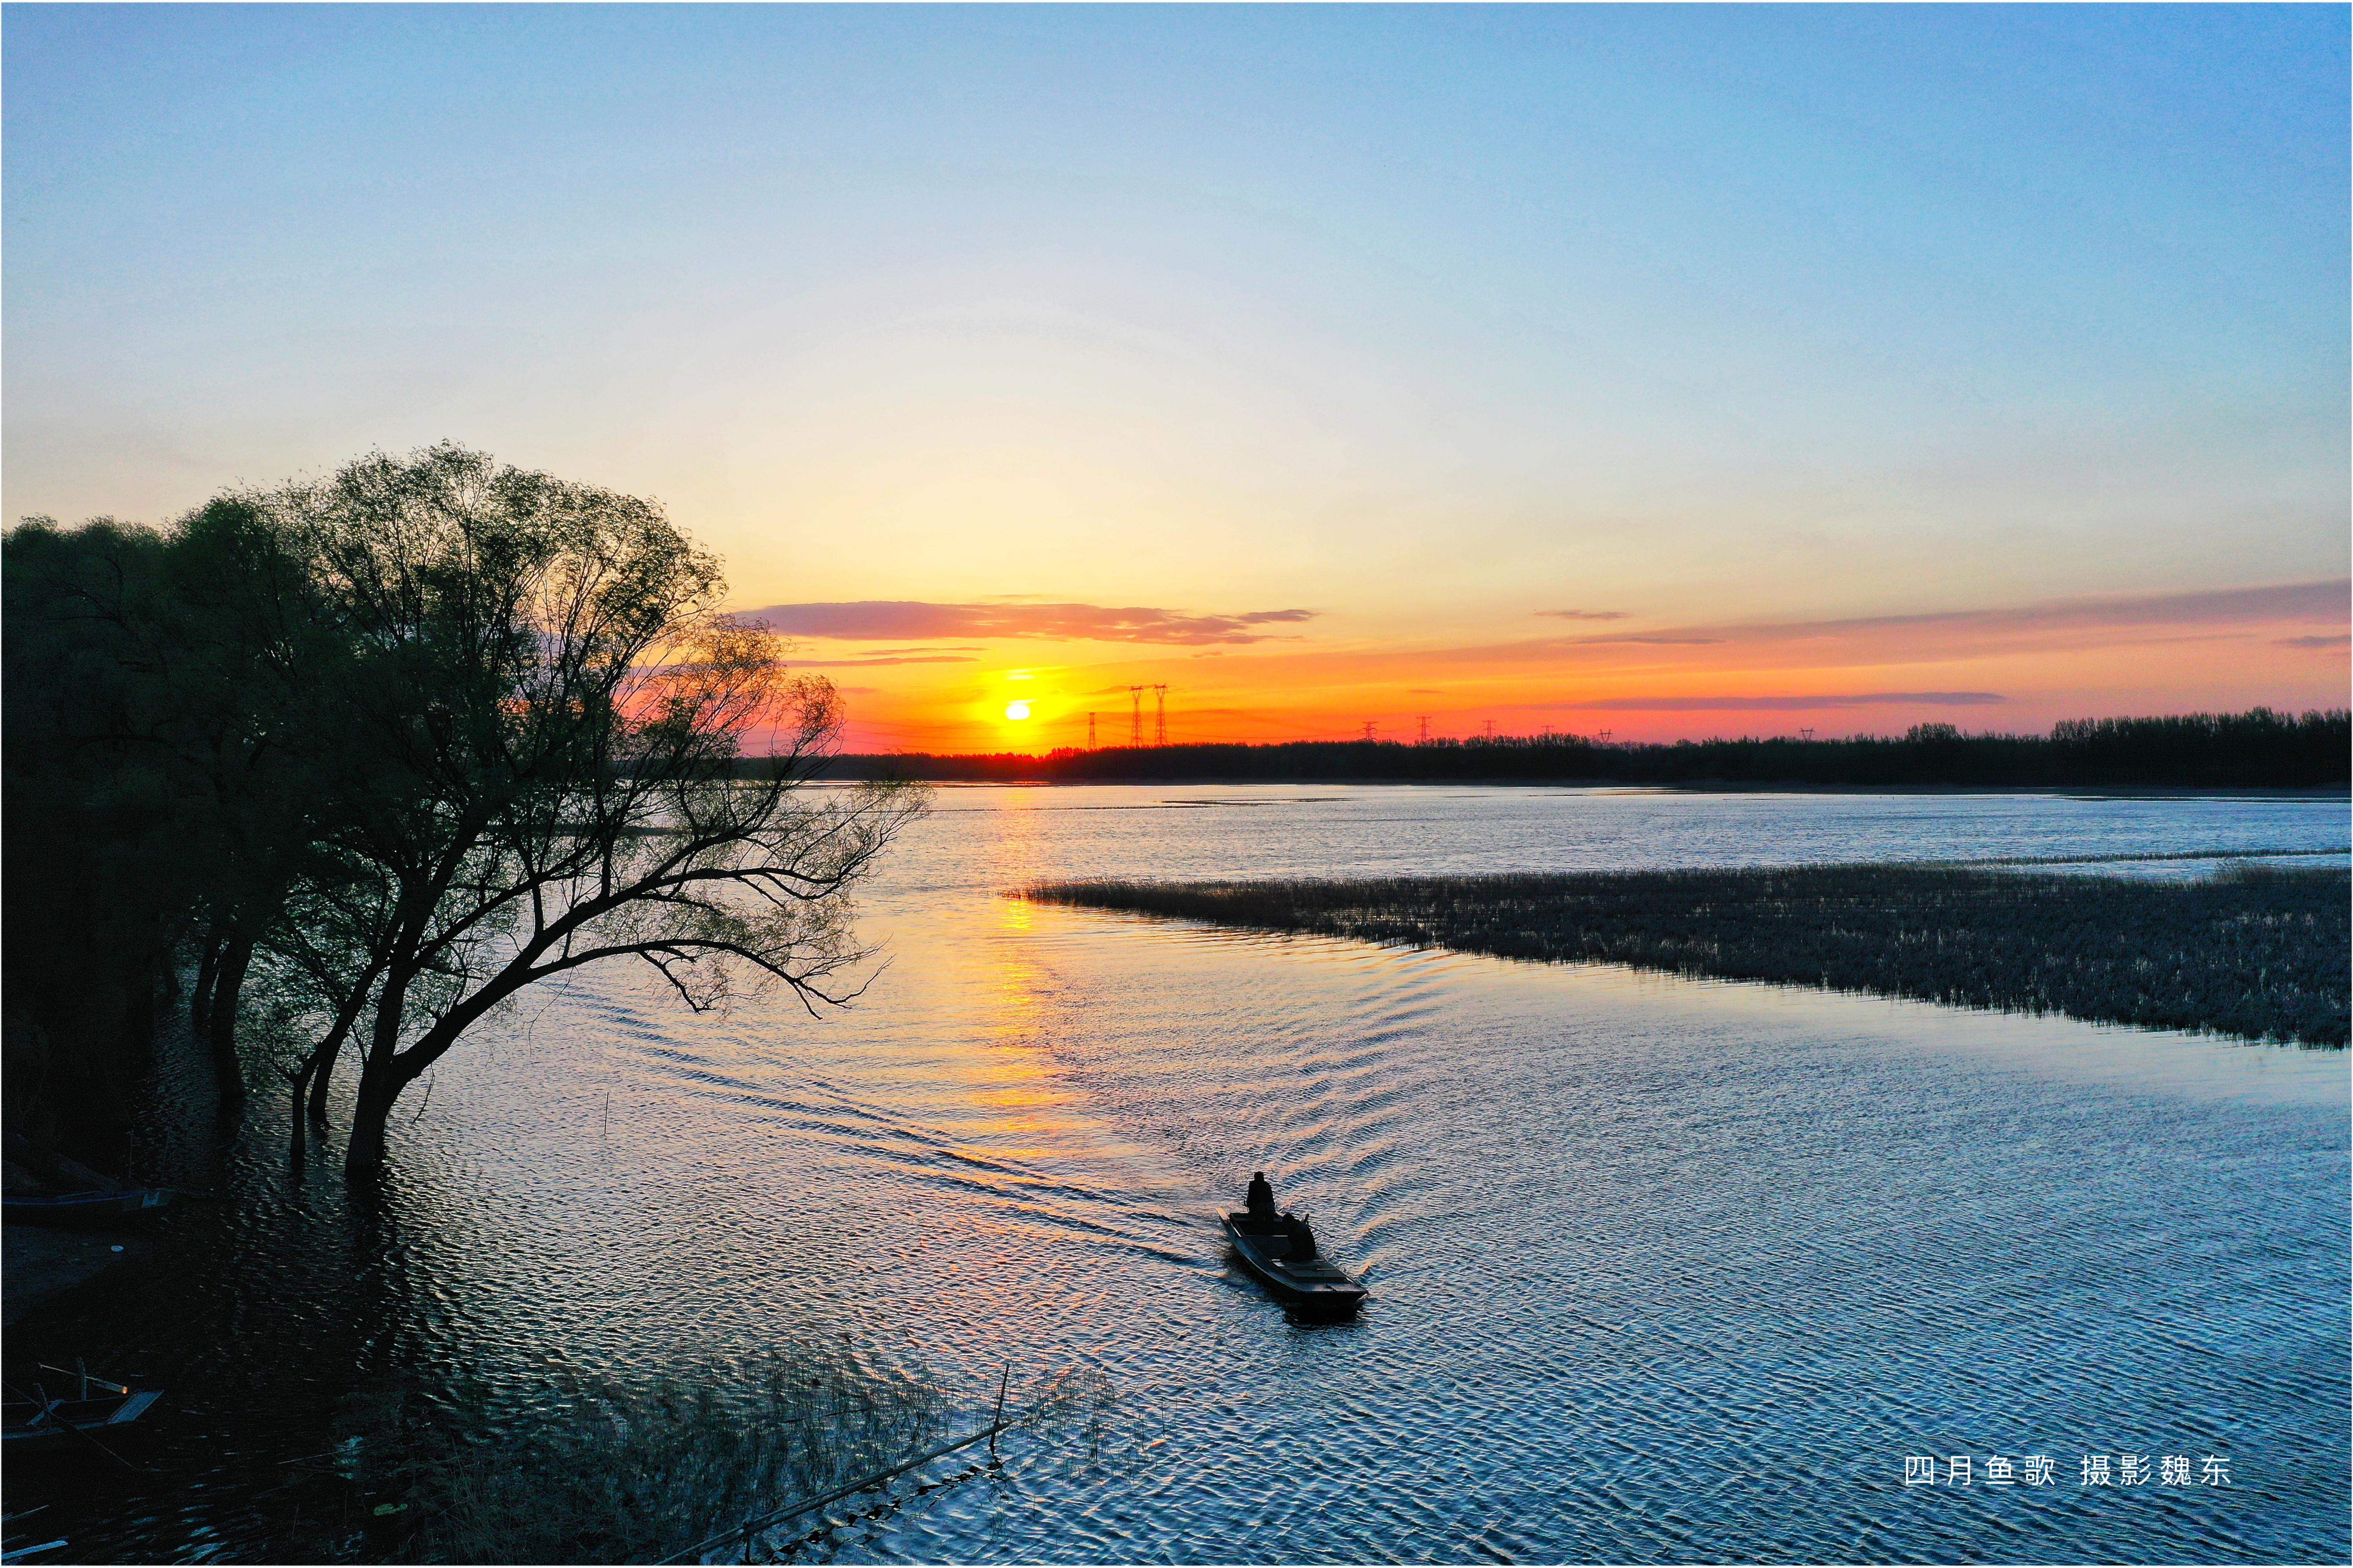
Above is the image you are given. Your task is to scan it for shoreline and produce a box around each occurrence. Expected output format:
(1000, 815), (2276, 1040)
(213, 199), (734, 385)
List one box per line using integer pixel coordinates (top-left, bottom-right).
(808, 771), (2352, 799)
(3, 1224), (150, 1329)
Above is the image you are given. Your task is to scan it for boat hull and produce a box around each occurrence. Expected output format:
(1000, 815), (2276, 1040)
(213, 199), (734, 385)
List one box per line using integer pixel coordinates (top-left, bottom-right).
(3, 1389), (163, 1443)
(1221, 1213), (1366, 1318)
(2, 1188), (172, 1227)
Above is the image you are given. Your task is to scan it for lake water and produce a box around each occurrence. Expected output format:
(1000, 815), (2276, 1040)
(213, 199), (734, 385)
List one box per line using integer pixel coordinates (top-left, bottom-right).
(17, 787), (2351, 1563)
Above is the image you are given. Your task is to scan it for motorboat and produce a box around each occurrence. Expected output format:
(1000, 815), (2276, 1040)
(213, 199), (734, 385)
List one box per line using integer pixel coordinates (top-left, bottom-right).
(1220, 1210), (1366, 1317)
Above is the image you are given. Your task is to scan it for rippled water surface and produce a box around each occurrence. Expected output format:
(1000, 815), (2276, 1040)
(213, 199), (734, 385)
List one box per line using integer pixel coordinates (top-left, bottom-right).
(19, 788), (2351, 1563)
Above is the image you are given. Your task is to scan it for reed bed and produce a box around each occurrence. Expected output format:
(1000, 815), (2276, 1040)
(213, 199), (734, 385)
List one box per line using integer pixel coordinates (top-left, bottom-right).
(1028, 863), (2350, 1047)
(264, 1345), (1109, 1564)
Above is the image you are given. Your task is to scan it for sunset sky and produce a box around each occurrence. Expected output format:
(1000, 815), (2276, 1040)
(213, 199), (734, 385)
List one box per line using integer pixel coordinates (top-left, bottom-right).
(6, 4), (2346, 751)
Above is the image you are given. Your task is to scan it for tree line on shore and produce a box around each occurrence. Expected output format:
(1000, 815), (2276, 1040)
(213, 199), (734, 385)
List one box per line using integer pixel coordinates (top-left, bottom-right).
(5, 445), (920, 1178)
(805, 708), (2351, 787)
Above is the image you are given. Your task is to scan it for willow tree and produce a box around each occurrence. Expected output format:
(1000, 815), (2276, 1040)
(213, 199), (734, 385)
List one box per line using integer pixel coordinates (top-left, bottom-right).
(248, 445), (923, 1178)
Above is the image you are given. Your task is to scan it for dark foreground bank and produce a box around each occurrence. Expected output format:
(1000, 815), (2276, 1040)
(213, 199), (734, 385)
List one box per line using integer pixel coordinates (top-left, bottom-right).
(1028, 864), (2352, 1046)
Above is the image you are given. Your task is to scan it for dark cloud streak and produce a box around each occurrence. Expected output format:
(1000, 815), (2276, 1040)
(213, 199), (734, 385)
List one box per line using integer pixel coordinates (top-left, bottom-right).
(745, 600), (1317, 645)
(1720, 579), (2348, 643)
(1554, 692), (2006, 711)
(1571, 634), (1726, 645)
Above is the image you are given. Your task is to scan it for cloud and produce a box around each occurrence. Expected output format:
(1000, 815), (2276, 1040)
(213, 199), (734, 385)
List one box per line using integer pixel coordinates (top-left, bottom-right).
(789, 654), (978, 667)
(1555, 691), (2006, 711)
(1570, 634), (1727, 645)
(744, 600), (1318, 645)
(2276, 634), (2350, 648)
(1536, 608), (1628, 621)
(1410, 579), (2352, 670)
(1715, 579), (2348, 644)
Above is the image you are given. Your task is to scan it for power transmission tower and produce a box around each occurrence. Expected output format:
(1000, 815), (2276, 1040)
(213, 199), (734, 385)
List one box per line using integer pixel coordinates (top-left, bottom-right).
(1598, 729), (1612, 744)
(1152, 684), (1167, 745)
(1416, 715), (1431, 745)
(1482, 719), (1496, 740)
(1088, 712), (1097, 747)
(1361, 720), (1378, 741)
(1800, 727), (1814, 742)
(1127, 686), (1145, 746)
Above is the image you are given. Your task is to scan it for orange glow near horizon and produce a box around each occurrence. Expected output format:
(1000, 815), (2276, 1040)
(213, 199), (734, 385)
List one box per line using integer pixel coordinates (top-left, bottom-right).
(777, 581), (2351, 755)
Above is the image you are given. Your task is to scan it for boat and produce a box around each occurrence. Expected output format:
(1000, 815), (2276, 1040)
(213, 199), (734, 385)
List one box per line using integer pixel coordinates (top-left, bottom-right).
(3, 1366), (163, 1447)
(1220, 1211), (1367, 1317)
(1, 1187), (172, 1227)
(3, 1143), (174, 1228)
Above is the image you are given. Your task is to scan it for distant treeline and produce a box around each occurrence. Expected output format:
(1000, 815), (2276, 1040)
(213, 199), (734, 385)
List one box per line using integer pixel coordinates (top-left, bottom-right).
(1028, 863), (2352, 1047)
(801, 710), (2350, 789)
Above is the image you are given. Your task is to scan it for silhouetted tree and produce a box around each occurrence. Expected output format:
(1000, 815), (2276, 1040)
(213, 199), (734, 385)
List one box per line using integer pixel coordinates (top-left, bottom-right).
(6, 446), (924, 1180)
(236, 446), (925, 1178)
(3, 521), (191, 1156)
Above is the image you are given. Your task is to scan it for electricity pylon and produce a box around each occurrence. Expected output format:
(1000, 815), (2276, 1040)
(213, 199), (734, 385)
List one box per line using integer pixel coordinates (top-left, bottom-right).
(1152, 685), (1168, 746)
(1128, 686), (1145, 746)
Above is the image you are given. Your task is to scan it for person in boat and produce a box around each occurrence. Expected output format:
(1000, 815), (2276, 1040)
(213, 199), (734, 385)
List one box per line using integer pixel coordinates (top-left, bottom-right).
(1245, 1170), (1275, 1222)
(1283, 1212), (1318, 1261)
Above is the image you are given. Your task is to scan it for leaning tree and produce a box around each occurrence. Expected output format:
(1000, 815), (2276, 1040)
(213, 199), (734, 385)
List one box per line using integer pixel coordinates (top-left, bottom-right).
(241, 444), (925, 1178)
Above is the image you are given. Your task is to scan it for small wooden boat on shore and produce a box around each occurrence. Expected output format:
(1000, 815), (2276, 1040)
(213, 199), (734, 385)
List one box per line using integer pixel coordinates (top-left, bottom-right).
(3, 1144), (174, 1228)
(3, 1366), (163, 1447)
(1221, 1212), (1367, 1317)
(2, 1187), (172, 1227)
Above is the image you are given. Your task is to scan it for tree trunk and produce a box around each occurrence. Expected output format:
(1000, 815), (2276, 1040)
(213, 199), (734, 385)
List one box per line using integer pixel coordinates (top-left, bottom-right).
(190, 931), (223, 1035)
(345, 954), (422, 1181)
(305, 1029), (344, 1124)
(343, 1063), (407, 1182)
(289, 1072), (308, 1169)
(305, 978), (375, 1126)
(208, 934), (253, 1114)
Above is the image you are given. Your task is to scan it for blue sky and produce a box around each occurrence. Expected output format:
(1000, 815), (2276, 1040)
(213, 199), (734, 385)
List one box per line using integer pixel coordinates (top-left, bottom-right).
(6, 4), (2345, 743)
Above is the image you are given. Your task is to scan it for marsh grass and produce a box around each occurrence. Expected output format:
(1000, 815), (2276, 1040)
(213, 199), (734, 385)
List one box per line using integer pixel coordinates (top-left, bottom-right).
(277, 1346), (1115, 1564)
(256, 1342), (1077, 1564)
(1029, 864), (2350, 1046)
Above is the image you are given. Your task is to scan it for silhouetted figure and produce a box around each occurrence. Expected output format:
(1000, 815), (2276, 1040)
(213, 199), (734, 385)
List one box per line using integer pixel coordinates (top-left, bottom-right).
(1245, 1170), (1275, 1220)
(1284, 1212), (1318, 1262)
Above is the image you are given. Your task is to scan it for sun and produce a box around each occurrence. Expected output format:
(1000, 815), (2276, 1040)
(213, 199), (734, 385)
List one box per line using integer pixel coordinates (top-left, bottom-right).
(1003, 700), (1032, 722)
